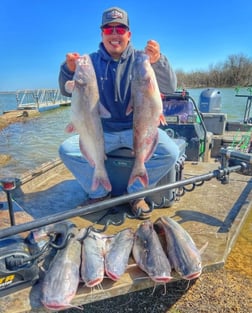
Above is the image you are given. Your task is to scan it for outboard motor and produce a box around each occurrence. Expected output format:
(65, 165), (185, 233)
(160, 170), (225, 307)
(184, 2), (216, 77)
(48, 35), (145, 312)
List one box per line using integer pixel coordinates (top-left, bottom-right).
(199, 88), (221, 113)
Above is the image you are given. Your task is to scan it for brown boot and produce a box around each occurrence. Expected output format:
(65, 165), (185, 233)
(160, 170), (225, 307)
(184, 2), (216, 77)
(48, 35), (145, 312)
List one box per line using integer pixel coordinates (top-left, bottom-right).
(130, 198), (151, 220)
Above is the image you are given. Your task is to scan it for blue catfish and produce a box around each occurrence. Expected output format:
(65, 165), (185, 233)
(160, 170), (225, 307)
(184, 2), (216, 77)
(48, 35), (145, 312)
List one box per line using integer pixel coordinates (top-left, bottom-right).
(41, 227), (81, 310)
(105, 228), (134, 281)
(80, 229), (107, 288)
(126, 51), (166, 187)
(154, 216), (205, 280)
(65, 54), (112, 192)
(132, 220), (172, 283)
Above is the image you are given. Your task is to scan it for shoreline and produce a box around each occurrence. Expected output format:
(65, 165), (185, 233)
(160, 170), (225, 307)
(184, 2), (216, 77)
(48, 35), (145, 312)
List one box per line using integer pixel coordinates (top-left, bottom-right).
(0, 109), (40, 131)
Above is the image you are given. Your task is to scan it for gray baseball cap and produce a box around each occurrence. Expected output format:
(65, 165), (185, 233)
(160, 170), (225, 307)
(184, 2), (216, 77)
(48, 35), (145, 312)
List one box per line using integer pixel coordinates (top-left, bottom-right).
(101, 7), (129, 28)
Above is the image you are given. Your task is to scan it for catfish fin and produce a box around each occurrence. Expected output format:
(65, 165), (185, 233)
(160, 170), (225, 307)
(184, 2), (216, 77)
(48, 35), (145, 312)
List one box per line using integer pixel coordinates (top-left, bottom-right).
(65, 80), (75, 93)
(91, 174), (112, 192)
(65, 122), (76, 133)
(126, 98), (134, 115)
(128, 166), (149, 188)
(199, 242), (208, 255)
(99, 102), (111, 118)
(160, 113), (167, 126)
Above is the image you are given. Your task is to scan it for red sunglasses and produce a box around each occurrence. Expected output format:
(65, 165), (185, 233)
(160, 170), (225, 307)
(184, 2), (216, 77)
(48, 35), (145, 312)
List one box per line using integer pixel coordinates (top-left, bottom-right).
(102, 25), (129, 35)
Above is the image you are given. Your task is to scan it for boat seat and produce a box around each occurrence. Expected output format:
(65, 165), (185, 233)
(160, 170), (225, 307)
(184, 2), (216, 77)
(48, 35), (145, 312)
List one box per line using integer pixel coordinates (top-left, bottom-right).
(105, 138), (186, 207)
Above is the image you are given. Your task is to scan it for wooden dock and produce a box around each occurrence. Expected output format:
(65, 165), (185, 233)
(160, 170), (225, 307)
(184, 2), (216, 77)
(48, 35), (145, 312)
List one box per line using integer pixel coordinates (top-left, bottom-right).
(0, 159), (251, 312)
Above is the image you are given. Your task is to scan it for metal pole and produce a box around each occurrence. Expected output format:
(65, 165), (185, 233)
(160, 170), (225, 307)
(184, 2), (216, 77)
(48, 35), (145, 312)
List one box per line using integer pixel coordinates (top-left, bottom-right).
(6, 191), (15, 226)
(0, 165), (243, 239)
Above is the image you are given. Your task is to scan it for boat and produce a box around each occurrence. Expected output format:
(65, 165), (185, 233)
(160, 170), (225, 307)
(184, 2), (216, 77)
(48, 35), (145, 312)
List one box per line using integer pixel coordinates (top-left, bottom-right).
(0, 89), (251, 312)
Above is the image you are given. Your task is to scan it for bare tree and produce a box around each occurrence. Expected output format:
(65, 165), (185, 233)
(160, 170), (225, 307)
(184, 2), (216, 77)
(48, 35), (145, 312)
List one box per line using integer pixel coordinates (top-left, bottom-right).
(176, 53), (252, 88)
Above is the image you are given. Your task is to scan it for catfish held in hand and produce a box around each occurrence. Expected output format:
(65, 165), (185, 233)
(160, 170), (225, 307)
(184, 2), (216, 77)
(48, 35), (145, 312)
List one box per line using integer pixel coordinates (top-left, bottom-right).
(126, 50), (166, 187)
(65, 54), (112, 192)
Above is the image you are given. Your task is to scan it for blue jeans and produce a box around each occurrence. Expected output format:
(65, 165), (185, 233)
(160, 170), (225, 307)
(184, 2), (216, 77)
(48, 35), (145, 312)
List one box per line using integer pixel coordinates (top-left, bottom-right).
(59, 128), (179, 199)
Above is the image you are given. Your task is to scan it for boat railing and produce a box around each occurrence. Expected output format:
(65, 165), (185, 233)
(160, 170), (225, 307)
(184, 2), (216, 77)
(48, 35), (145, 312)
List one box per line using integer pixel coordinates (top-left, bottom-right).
(235, 94), (252, 124)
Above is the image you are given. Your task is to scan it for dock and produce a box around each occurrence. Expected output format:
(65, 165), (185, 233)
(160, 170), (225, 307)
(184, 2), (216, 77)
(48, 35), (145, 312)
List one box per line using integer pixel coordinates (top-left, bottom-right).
(0, 158), (251, 312)
(16, 89), (71, 112)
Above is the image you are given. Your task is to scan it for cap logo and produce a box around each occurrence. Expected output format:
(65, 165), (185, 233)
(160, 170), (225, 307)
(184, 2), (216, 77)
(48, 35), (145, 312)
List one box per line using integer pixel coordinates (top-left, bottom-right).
(106, 9), (123, 20)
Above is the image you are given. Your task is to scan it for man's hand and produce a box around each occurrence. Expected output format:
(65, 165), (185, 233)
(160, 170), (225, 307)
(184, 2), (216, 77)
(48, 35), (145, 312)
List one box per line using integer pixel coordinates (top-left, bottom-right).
(144, 40), (160, 64)
(66, 52), (80, 72)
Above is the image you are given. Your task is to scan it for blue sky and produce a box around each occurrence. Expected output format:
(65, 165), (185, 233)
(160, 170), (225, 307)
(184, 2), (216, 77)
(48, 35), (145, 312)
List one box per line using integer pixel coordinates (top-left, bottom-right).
(1, 0), (251, 91)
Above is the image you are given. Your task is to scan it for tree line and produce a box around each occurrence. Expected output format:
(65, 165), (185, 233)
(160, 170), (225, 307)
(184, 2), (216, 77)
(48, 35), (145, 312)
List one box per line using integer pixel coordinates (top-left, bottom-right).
(175, 53), (252, 89)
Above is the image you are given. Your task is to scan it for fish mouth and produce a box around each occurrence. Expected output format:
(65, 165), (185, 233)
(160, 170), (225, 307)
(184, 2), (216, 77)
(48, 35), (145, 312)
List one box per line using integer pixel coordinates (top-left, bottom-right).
(42, 302), (70, 310)
(106, 271), (120, 281)
(151, 276), (173, 283)
(85, 277), (104, 288)
(183, 271), (202, 280)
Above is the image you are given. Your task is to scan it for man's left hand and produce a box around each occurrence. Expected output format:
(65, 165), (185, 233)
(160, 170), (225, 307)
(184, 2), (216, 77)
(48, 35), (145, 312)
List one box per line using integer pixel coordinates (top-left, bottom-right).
(145, 40), (161, 64)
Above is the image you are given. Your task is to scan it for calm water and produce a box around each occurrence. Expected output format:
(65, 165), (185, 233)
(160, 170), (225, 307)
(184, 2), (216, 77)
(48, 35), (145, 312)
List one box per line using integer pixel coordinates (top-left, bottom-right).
(0, 87), (251, 178)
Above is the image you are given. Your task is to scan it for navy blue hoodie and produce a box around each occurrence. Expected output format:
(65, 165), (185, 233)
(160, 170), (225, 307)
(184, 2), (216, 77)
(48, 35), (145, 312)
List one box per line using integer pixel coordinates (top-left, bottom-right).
(58, 43), (177, 132)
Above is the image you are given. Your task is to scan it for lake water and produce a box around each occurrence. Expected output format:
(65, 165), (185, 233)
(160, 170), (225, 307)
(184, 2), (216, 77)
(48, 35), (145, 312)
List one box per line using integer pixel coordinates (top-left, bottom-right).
(0, 87), (251, 178)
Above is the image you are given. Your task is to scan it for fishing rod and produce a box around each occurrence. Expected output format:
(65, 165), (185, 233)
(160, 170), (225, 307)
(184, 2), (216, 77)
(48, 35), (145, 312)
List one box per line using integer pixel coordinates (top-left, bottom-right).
(0, 155), (247, 239)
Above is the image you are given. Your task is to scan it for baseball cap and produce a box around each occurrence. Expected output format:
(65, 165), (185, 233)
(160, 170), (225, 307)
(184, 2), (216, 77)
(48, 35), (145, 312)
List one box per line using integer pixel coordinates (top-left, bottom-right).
(101, 7), (129, 28)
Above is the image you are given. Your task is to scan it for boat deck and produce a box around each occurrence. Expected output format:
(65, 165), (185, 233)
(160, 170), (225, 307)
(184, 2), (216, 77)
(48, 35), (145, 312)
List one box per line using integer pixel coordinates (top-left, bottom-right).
(0, 160), (251, 312)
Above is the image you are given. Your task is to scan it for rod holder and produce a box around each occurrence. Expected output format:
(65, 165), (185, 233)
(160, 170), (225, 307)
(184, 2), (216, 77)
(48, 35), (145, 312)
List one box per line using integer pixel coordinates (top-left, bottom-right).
(1, 178), (17, 226)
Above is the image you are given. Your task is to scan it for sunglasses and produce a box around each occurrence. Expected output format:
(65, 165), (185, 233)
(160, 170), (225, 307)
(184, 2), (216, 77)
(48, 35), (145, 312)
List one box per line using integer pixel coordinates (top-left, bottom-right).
(102, 25), (129, 35)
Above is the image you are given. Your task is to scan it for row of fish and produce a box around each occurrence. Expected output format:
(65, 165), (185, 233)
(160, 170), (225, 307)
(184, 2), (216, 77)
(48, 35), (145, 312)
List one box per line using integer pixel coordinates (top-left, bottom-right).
(65, 51), (165, 191)
(40, 216), (205, 311)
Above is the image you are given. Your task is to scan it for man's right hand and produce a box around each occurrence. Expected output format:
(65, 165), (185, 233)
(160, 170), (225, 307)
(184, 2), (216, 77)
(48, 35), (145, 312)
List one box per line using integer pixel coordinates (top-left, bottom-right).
(66, 52), (80, 72)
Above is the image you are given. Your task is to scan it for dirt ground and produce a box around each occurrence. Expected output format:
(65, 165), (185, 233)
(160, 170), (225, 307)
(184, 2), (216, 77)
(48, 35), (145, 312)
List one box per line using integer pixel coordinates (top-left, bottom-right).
(62, 268), (251, 313)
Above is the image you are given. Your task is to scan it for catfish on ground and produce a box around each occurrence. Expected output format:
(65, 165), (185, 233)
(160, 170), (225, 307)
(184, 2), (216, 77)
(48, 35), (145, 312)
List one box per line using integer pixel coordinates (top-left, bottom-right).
(41, 226), (81, 311)
(132, 219), (172, 284)
(154, 216), (207, 280)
